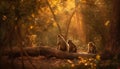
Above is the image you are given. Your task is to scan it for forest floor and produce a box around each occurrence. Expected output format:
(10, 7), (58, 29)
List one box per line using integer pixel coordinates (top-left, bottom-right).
(1, 55), (76, 69)
(1, 54), (120, 69)
(0, 49), (120, 69)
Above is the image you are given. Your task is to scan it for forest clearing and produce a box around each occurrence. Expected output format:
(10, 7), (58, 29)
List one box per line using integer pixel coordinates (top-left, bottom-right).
(0, 0), (120, 69)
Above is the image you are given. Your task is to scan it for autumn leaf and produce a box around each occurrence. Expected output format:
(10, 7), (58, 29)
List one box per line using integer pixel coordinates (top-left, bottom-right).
(2, 15), (7, 21)
(67, 59), (73, 64)
(31, 13), (35, 18)
(30, 26), (33, 29)
(96, 54), (100, 60)
(105, 20), (110, 26)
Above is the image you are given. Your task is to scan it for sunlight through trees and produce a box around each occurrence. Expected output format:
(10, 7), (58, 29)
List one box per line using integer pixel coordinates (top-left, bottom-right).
(0, 0), (120, 68)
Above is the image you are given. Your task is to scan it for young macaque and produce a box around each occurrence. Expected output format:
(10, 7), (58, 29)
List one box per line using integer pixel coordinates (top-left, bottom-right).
(68, 40), (77, 53)
(87, 42), (97, 54)
(57, 34), (68, 51)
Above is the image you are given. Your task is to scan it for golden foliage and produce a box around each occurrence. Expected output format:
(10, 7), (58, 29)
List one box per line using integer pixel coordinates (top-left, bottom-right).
(67, 59), (73, 64)
(96, 54), (101, 60)
(31, 13), (35, 18)
(105, 20), (110, 26)
(80, 0), (87, 3)
(66, 56), (99, 69)
(65, 0), (75, 11)
(30, 26), (33, 29)
(2, 15), (7, 21)
(48, 0), (59, 7)
(53, 22), (57, 27)
(71, 64), (75, 67)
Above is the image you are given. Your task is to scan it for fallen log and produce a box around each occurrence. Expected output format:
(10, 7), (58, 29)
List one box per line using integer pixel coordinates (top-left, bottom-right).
(2, 46), (96, 59)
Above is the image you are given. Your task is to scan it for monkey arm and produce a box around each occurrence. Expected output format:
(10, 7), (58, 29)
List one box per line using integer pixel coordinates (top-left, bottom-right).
(59, 35), (69, 52)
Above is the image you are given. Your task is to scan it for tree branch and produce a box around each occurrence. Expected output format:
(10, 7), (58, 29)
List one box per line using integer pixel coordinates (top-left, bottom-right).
(46, 0), (62, 34)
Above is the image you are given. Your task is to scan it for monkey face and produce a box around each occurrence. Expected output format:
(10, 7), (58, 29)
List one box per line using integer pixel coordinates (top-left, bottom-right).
(68, 40), (71, 42)
(87, 42), (97, 54)
(57, 34), (67, 51)
(68, 40), (77, 53)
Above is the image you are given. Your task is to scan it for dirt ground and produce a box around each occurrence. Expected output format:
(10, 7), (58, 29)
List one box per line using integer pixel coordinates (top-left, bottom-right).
(0, 56), (70, 69)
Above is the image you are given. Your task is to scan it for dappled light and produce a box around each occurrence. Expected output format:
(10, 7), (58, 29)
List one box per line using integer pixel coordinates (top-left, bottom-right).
(0, 0), (120, 69)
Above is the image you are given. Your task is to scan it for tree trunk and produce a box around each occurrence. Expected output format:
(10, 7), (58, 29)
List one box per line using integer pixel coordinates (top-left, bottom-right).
(3, 46), (96, 59)
(103, 0), (120, 59)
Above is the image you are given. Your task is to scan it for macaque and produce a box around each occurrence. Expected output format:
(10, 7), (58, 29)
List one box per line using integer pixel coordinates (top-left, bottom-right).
(57, 34), (68, 51)
(68, 40), (77, 53)
(87, 42), (97, 54)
